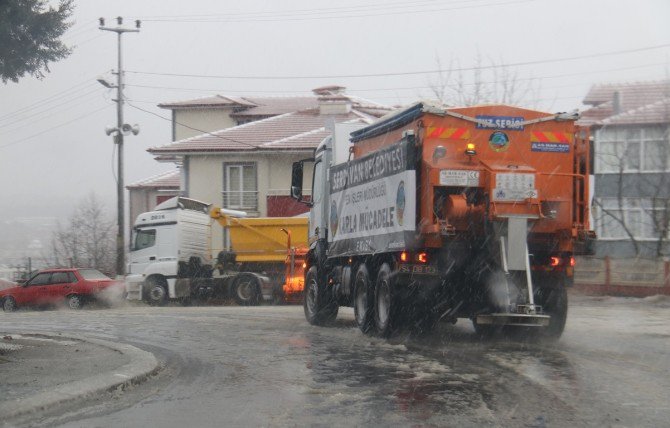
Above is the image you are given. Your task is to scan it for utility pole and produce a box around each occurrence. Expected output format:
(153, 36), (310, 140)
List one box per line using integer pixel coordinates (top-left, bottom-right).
(98, 17), (141, 277)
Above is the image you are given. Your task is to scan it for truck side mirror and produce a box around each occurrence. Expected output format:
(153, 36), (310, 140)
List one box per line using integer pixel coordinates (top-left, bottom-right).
(291, 161), (304, 201)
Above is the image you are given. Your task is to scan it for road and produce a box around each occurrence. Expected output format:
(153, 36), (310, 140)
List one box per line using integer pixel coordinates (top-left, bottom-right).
(1, 293), (669, 427)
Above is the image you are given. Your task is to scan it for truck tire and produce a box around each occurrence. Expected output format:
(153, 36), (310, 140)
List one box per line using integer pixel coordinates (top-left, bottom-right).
(353, 264), (375, 335)
(535, 285), (568, 339)
(303, 266), (338, 325)
(233, 274), (261, 306)
(146, 277), (168, 306)
(374, 263), (398, 337)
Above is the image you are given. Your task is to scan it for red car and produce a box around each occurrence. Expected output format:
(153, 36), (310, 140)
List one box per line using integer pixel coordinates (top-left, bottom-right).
(0, 268), (121, 311)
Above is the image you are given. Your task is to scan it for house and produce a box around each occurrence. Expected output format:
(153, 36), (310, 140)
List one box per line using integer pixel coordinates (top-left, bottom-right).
(147, 86), (393, 252)
(580, 80), (670, 257)
(128, 88), (366, 223)
(127, 170), (181, 226)
(158, 94), (322, 142)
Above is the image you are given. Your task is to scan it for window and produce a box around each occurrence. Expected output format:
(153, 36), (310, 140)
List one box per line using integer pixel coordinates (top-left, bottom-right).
(596, 126), (669, 173)
(595, 197), (670, 240)
(28, 272), (51, 286)
(78, 269), (111, 280)
(51, 272), (72, 284)
(223, 163), (257, 210)
(133, 228), (156, 251)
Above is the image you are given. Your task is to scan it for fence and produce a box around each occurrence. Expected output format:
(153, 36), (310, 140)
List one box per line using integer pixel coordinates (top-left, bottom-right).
(573, 256), (670, 296)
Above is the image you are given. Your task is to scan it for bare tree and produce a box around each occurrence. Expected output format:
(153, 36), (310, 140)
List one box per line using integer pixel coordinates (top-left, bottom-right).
(50, 193), (115, 274)
(425, 53), (540, 107)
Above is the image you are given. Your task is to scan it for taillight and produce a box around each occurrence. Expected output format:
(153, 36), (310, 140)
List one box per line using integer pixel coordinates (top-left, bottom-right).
(417, 252), (428, 264)
(549, 256), (561, 267)
(570, 257), (576, 267)
(400, 251), (409, 262)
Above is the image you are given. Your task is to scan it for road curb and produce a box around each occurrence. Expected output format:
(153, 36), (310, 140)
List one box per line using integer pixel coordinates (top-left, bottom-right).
(0, 332), (161, 420)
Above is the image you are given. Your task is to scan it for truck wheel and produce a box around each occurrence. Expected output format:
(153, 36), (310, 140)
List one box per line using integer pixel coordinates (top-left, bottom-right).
(374, 263), (398, 337)
(146, 277), (168, 306)
(2, 296), (17, 312)
(535, 286), (568, 339)
(303, 266), (338, 325)
(354, 264), (375, 335)
(233, 274), (261, 306)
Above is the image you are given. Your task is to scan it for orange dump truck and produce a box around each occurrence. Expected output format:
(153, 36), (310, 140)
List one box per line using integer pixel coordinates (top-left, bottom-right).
(290, 103), (594, 337)
(210, 210), (308, 304)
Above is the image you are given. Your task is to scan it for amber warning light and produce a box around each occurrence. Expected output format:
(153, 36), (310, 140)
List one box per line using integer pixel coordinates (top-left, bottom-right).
(465, 143), (476, 156)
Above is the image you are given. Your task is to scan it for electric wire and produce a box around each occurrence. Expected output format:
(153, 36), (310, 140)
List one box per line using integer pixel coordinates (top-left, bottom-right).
(126, 43), (670, 80)
(126, 102), (269, 149)
(141, 0), (532, 23)
(139, 0), (488, 20)
(0, 104), (112, 150)
(0, 79), (101, 122)
(0, 88), (104, 133)
(123, 61), (668, 96)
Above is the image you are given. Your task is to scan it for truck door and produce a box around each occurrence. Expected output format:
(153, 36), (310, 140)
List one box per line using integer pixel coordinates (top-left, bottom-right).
(310, 157), (327, 242)
(128, 227), (157, 275)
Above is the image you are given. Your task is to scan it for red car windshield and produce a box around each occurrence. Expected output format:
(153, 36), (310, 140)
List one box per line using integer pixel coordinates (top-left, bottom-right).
(78, 269), (111, 280)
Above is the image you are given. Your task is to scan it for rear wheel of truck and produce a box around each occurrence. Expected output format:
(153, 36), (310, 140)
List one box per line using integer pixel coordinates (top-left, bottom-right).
(303, 266), (338, 325)
(233, 274), (261, 306)
(354, 263), (375, 335)
(535, 285), (568, 339)
(146, 277), (168, 306)
(374, 263), (398, 337)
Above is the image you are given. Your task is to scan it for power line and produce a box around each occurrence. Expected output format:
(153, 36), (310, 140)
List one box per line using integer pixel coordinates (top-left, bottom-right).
(124, 61), (668, 96)
(126, 43), (670, 80)
(0, 79), (100, 122)
(127, 102), (265, 149)
(141, 0), (531, 23)
(139, 0), (482, 20)
(0, 89), (103, 133)
(0, 104), (112, 150)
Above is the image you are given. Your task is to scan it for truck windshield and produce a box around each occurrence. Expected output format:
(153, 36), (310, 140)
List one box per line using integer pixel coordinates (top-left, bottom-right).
(133, 228), (156, 251)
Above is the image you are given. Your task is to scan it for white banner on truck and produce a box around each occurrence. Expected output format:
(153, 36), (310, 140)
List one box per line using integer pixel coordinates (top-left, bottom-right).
(328, 140), (416, 256)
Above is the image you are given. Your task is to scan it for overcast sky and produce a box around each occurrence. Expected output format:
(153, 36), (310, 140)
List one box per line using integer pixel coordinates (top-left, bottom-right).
(0, 0), (668, 222)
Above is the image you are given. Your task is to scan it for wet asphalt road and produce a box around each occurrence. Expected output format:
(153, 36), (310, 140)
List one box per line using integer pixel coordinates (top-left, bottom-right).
(1, 293), (669, 427)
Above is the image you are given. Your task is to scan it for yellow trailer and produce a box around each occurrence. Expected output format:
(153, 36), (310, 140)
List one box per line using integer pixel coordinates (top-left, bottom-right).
(210, 208), (308, 304)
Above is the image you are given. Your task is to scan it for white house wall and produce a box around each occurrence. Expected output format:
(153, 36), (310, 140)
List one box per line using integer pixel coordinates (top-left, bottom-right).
(186, 152), (314, 258)
(174, 109), (237, 141)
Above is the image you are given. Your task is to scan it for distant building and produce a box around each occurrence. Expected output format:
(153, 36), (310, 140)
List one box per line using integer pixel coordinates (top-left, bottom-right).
(580, 80), (670, 257)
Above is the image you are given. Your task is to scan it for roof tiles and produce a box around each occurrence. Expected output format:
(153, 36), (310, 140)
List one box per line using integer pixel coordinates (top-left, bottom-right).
(149, 110), (369, 154)
(580, 80), (670, 127)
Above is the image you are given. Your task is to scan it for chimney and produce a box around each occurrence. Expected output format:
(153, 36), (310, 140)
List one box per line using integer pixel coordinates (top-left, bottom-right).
(613, 91), (622, 115)
(313, 85), (351, 115)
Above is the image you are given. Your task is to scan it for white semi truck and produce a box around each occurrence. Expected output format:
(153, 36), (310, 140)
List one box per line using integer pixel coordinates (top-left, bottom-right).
(125, 196), (308, 305)
(125, 197), (216, 304)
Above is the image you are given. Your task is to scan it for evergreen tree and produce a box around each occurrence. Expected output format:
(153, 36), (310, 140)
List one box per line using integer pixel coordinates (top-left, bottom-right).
(0, 0), (73, 83)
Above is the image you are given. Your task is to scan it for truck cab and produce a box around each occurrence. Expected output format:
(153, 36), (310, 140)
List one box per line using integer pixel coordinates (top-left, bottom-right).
(125, 197), (212, 304)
